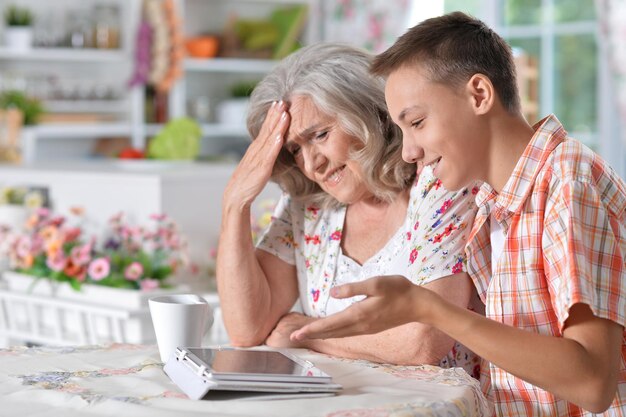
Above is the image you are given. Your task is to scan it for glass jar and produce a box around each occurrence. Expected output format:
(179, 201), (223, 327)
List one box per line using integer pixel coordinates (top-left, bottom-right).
(92, 4), (120, 49)
(67, 9), (92, 48)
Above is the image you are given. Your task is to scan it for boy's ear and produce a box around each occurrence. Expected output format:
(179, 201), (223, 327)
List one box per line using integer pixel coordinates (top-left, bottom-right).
(465, 74), (495, 115)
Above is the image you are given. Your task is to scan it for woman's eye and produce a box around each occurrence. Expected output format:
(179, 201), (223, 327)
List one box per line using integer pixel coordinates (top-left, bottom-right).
(313, 131), (328, 141)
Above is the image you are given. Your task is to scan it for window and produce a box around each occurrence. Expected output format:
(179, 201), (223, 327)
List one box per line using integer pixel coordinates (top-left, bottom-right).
(443, 0), (623, 176)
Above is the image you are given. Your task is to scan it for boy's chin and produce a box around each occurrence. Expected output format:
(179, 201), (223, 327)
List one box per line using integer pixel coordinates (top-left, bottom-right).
(440, 177), (472, 192)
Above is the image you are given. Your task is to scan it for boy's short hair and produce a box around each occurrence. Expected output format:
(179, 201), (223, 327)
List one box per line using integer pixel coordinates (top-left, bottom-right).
(247, 43), (415, 208)
(371, 11), (521, 114)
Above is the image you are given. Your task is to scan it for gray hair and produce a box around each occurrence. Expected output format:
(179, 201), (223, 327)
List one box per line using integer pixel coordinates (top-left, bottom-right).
(247, 43), (415, 208)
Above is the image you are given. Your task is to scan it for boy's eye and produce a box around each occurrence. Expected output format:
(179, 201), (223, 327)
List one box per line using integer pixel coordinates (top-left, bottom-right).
(411, 119), (423, 128)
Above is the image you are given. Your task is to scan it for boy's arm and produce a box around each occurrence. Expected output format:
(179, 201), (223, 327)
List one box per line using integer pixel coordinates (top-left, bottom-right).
(268, 273), (473, 366)
(292, 276), (623, 413)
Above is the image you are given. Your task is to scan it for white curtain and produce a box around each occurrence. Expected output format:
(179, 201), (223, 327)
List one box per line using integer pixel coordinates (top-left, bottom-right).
(320, 0), (414, 53)
(597, 0), (626, 145)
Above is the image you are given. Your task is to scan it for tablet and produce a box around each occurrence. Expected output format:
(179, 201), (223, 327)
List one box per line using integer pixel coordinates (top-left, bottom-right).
(185, 347), (332, 383)
(163, 347), (342, 400)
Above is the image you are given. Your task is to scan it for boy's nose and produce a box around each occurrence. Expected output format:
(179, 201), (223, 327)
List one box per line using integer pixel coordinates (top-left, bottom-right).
(402, 141), (425, 164)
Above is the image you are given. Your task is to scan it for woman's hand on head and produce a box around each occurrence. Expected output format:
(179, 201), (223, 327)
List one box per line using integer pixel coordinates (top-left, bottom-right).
(224, 101), (290, 210)
(290, 275), (437, 341)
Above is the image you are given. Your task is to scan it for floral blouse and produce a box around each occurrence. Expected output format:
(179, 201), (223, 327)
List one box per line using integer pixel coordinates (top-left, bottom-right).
(257, 165), (481, 377)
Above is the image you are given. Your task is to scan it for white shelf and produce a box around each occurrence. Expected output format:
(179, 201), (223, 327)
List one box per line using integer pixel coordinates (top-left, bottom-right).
(29, 123), (132, 139)
(146, 123), (248, 138)
(0, 47), (127, 62)
(44, 100), (128, 113)
(184, 58), (278, 73)
(201, 123), (249, 137)
(0, 0), (317, 162)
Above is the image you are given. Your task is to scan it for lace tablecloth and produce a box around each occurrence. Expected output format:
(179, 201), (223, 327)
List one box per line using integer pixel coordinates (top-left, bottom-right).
(0, 343), (492, 417)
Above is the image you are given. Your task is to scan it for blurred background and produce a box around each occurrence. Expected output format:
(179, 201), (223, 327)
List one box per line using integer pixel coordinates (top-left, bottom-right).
(0, 0), (622, 174)
(0, 0), (624, 348)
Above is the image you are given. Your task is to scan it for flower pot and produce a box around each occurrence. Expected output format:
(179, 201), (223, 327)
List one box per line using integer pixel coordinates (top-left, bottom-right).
(0, 271), (191, 345)
(2, 270), (186, 309)
(4, 27), (33, 52)
(0, 205), (29, 231)
(216, 98), (249, 126)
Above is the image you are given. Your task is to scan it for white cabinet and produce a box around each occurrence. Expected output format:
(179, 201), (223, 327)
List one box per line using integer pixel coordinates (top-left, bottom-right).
(0, 0), (141, 161)
(0, 0), (318, 162)
(170, 0), (319, 156)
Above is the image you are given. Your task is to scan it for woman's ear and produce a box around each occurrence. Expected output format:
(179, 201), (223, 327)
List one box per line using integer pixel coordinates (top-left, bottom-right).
(465, 74), (495, 115)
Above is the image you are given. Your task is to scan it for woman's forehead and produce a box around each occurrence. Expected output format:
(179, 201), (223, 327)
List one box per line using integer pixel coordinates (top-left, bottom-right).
(289, 96), (334, 127)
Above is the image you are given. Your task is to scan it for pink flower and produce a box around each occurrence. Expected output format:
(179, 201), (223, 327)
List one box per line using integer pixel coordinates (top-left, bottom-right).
(70, 243), (92, 266)
(88, 257), (110, 281)
(140, 279), (160, 291)
(46, 250), (67, 272)
(306, 206), (319, 217)
(124, 262), (143, 280)
(150, 213), (168, 222)
(63, 227), (82, 243)
(36, 207), (50, 218)
(15, 236), (32, 258)
(304, 234), (321, 245)
(409, 248), (418, 264)
(329, 230), (342, 241)
(452, 258), (464, 274)
(439, 199), (453, 214)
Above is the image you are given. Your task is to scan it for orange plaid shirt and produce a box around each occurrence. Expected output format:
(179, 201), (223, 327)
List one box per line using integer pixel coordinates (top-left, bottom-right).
(466, 115), (626, 416)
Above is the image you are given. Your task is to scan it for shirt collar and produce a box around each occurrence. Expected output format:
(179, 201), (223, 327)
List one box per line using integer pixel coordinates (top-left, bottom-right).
(475, 115), (567, 220)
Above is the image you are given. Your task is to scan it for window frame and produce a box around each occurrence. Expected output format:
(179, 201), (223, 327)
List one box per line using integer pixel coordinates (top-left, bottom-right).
(467, 0), (624, 176)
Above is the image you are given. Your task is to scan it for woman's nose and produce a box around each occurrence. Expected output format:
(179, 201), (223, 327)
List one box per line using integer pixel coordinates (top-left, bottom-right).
(303, 146), (326, 174)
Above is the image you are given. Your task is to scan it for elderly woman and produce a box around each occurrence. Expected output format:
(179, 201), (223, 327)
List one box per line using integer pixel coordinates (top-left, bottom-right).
(217, 43), (480, 374)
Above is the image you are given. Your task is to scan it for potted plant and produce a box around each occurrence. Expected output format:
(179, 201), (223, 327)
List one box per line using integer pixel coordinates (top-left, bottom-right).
(0, 208), (194, 345)
(0, 90), (44, 125)
(4, 5), (34, 52)
(2, 208), (191, 306)
(0, 186), (44, 271)
(215, 81), (258, 126)
(0, 186), (44, 231)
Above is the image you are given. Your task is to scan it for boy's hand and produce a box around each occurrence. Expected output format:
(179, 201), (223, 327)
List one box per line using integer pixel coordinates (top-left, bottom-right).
(290, 275), (436, 341)
(223, 101), (290, 209)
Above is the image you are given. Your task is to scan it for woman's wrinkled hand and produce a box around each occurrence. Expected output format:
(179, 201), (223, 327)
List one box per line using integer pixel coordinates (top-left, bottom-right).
(265, 312), (316, 348)
(290, 275), (436, 341)
(224, 101), (290, 210)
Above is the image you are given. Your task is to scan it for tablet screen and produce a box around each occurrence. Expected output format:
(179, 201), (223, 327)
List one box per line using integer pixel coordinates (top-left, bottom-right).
(187, 348), (330, 382)
(187, 348), (321, 378)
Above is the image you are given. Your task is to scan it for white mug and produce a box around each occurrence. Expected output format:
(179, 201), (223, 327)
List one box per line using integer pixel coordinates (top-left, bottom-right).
(149, 294), (213, 363)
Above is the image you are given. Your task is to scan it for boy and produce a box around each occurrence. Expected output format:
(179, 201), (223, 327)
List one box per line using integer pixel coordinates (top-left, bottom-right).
(291, 12), (625, 416)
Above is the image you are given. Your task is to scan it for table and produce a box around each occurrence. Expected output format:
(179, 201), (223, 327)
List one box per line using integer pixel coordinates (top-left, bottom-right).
(0, 343), (492, 417)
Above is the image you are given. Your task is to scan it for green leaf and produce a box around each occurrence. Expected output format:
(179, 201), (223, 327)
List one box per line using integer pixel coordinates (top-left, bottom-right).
(0, 90), (44, 125)
(147, 117), (201, 160)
